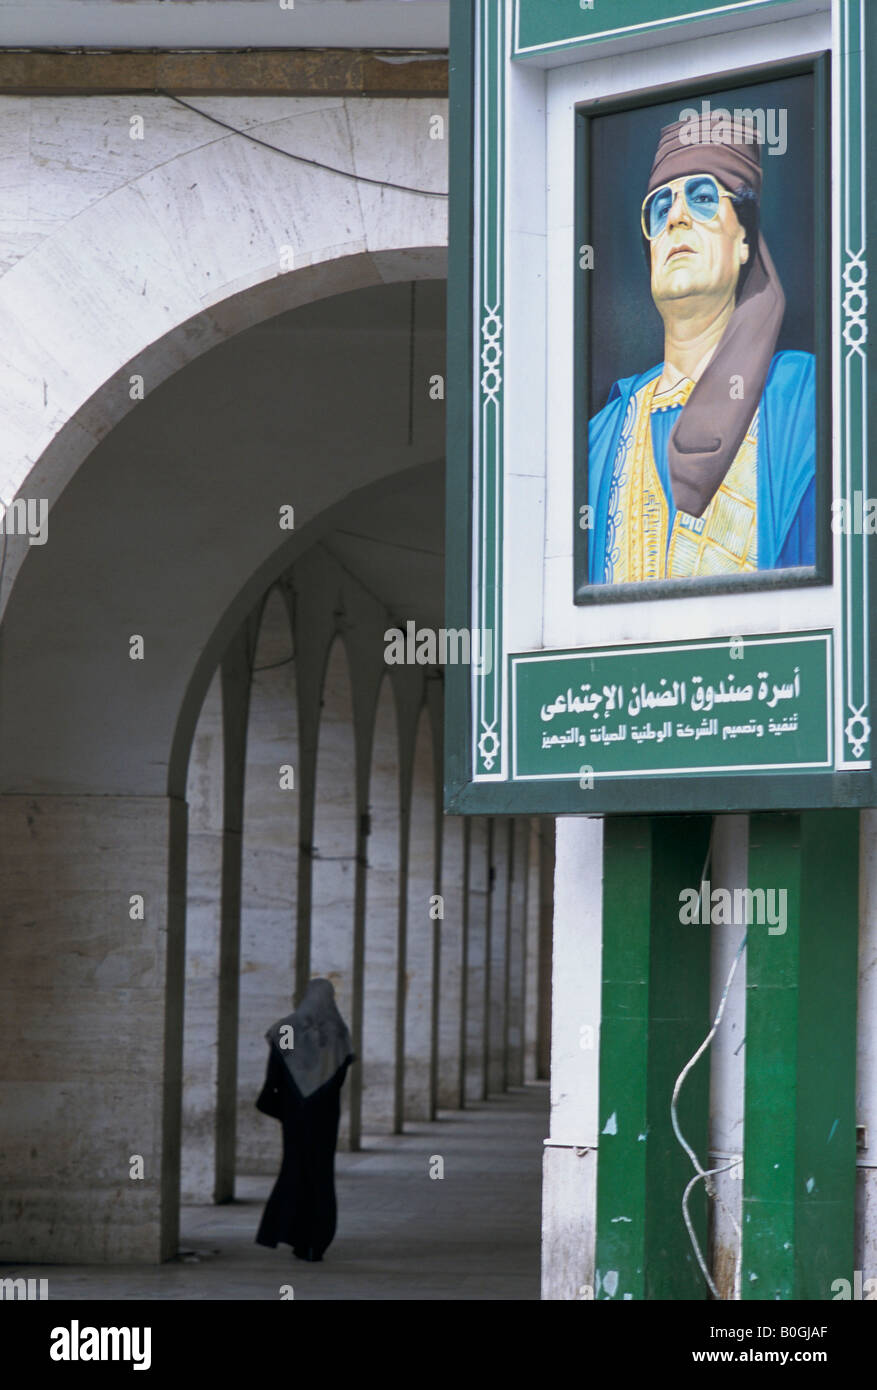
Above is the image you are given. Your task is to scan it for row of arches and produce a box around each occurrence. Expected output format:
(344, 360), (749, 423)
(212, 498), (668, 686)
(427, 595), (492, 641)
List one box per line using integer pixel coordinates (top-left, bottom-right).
(179, 552), (554, 1206)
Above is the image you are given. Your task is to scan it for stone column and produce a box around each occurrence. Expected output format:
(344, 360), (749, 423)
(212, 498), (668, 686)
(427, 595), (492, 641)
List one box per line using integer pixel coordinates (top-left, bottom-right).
(237, 590), (298, 1175)
(506, 817), (528, 1088)
(308, 638), (358, 1148)
(362, 679), (401, 1135)
(181, 671), (224, 1203)
(537, 818), (555, 1081)
(403, 709), (437, 1121)
(213, 630), (251, 1201)
(488, 819), (511, 1094)
(465, 816), (490, 1103)
(0, 793), (187, 1263)
(437, 814), (466, 1109)
(523, 816), (541, 1083)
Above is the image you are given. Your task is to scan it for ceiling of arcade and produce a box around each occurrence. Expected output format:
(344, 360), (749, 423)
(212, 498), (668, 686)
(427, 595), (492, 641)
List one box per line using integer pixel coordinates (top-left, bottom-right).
(0, 277), (446, 795)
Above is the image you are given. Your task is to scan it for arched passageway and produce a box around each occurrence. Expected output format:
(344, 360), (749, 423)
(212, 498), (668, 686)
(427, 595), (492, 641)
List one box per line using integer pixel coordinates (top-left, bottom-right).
(0, 89), (553, 1275)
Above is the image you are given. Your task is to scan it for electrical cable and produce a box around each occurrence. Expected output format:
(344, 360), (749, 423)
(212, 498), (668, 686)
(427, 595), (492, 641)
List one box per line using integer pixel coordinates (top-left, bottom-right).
(670, 821), (748, 1300)
(251, 653), (295, 675)
(0, 93), (443, 616)
(160, 91), (448, 199)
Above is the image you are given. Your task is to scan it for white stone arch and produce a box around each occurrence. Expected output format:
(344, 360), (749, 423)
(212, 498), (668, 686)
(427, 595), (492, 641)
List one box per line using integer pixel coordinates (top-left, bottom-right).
(0, 93), (447, 615)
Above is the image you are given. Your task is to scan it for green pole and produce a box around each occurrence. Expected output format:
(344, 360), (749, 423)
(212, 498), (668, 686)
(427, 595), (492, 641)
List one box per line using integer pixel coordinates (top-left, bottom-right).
(596, 814), (713, 1299)
(742, 811), (859, 1300)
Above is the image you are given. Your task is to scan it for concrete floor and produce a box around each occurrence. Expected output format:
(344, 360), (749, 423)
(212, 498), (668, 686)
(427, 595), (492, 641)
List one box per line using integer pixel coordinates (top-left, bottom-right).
(5, 1083), (548, 1301)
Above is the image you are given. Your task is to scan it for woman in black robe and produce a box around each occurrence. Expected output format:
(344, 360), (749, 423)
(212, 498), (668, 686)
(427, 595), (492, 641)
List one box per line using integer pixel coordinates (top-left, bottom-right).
(254, 978), (355, 1262)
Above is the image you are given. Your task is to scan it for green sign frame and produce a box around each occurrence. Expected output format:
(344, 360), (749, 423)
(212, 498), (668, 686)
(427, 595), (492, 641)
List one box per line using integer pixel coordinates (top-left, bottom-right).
(445, 0), (876, 816)
(512, 0), (804, 59)
(512, 632), (832, 781)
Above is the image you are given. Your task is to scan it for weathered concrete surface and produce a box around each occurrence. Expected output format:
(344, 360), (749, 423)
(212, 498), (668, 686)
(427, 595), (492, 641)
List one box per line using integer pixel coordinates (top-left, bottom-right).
(0, 794), (187, 1263)
(541, 1145), (597, 1302)
(541, 816), (602, 1299)
(0, 50), (449, 97)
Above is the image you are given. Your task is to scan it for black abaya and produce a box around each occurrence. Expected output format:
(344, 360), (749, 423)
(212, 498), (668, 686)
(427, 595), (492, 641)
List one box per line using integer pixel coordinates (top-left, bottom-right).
(254, 1041), (353, 1261)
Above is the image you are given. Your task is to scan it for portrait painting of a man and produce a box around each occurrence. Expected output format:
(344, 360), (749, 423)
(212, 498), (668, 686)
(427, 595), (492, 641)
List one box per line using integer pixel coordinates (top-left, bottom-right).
(587, 107), (816, 586)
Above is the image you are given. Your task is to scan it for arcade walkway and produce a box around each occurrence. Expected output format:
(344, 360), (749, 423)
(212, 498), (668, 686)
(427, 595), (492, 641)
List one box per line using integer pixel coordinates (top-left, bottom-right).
(4, 1085), (547, 1301)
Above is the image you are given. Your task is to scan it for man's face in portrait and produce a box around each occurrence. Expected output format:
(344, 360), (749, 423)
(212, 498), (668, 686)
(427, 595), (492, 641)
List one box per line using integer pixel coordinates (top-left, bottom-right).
(647, 175), (750, 316)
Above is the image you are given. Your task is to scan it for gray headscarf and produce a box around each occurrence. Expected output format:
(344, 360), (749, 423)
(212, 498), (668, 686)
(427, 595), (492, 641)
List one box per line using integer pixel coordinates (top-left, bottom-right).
(265, 978), (354, 1100)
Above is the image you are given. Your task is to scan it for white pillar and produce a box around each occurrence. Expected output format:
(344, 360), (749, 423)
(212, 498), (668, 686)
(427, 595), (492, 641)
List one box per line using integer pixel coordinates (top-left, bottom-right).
(237, 590), (298, 1174)
(541, 815), (603, 1301)
(488, 819), (511, 1094)
(362, 679), (401, 1134)
(523, 817), (541, 1082)
(507, 817), (528, 1087)
(537, 819), (555, 1080)
(437, 814), (466, 1109)
(310, 639), (357, 1147)
(403, 709), (437, 1121)
(182, 671), (224, 1203)
(465, 817), (490, 1102)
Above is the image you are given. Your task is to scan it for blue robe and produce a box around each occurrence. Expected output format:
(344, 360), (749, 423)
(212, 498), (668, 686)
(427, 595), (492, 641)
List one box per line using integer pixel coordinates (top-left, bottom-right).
(587, 350), (816, 584)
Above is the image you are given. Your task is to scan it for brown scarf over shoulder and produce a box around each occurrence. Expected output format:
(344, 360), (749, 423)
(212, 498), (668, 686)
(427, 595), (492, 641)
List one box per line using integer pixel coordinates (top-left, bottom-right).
(646, 113), (785, 517)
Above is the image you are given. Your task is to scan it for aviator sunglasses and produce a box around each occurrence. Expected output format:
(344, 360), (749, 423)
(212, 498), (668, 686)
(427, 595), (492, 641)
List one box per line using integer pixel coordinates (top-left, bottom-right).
(640, 173), (736, 241)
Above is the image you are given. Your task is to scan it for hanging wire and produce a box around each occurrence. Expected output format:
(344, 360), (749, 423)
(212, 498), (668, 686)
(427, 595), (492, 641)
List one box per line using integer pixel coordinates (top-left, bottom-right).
(670, 822), (748, 1300)
(160, 91), (448, 199)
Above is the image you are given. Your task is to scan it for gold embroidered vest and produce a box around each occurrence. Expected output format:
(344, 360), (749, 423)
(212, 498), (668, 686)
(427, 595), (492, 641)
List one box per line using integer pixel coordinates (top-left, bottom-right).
(603, 376), (758, 583)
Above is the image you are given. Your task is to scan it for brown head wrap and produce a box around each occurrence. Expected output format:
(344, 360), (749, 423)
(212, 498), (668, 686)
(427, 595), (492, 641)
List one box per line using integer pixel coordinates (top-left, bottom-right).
(646, 112), (785, 517)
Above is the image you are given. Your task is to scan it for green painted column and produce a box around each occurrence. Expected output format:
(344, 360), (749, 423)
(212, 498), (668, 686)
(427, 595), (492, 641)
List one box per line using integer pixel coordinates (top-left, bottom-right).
(596, 814), (713, 1300)
(743, 811), (859, 1300)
